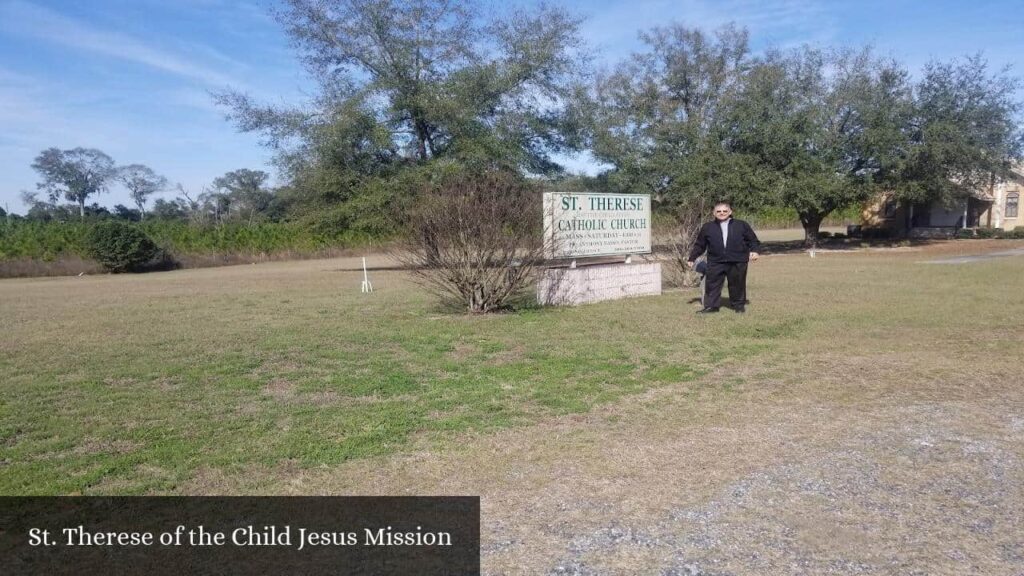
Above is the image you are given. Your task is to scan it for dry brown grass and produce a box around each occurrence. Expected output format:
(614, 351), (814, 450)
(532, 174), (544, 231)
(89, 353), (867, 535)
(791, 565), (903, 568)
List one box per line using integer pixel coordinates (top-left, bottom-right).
(0, 255), (102, 277)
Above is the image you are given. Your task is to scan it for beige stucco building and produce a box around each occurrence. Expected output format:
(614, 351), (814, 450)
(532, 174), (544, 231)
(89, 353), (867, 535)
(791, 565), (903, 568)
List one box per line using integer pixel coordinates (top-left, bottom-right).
(980, 168), (1022, 230)
(862, 164), (1023, 234)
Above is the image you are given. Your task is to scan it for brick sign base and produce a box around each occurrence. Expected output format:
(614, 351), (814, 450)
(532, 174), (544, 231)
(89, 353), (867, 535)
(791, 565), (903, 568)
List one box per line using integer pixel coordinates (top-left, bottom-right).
(537, 262), (662, 306)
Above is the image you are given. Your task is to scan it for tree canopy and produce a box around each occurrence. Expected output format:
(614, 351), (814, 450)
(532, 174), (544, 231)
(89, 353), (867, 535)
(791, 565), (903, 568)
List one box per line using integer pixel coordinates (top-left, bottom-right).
(217, 0), (588, 167)
(210, 169), (276, 225)
(215, 0), (588, 233)
(582, 23), (1021, 244)
(117, 164), (168, 218)
(31, 148), (117, 219)
(727, 47), (913, 242)
(581, 23), (755, 208)
(894, 55), (1024, 205)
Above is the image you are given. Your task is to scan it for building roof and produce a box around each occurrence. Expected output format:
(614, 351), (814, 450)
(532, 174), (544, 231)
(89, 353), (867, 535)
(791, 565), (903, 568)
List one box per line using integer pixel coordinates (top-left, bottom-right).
(1009, 161), (1024, 182)
(965, 162), (1024, 201)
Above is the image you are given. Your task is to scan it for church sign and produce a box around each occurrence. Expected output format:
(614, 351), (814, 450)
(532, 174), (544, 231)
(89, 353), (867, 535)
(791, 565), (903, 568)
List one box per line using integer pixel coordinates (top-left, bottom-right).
(542, 192), (652, 259)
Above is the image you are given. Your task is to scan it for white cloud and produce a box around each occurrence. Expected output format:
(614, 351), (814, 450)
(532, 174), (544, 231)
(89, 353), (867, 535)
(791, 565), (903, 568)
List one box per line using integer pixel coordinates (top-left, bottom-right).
(0, 65), (271, 211)
(581, 0), (837, 62)
(0, 0), (240, 87)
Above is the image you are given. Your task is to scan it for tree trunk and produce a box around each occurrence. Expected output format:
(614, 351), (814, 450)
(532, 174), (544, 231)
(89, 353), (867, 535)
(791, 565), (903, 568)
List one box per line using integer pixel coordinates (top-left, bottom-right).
(414, 119), (429, 161)
(79, 199), (85, 219)
(799, 211), (824, 247)
(417, 134), (428, 161)
(468, 283), (485, 313)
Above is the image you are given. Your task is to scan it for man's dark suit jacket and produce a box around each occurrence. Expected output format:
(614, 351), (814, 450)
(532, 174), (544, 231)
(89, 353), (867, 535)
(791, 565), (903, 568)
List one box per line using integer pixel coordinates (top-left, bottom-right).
(688, 218), (761, 263)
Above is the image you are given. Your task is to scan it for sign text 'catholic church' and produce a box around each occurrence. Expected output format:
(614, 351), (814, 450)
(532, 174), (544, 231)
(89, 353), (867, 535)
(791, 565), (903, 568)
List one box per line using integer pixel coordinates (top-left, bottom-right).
(542, 192), (652, 259)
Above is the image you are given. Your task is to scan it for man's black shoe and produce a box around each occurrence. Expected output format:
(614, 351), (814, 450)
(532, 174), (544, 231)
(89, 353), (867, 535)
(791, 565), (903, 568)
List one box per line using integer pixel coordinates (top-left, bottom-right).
(734, 307), (746, 314)
(696, 308), (719, 314)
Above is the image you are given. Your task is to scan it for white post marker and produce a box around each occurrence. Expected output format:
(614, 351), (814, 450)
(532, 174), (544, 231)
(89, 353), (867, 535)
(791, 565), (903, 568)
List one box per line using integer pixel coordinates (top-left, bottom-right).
(361, 256), (373, 293)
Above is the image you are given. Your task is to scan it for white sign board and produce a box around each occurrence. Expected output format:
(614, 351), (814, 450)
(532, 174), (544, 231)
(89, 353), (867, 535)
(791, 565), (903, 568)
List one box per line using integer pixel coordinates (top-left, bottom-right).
(543, 192), (652, 259)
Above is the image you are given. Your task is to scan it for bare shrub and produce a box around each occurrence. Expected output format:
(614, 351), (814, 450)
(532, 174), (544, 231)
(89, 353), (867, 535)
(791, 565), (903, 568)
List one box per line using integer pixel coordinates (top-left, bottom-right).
(660, 198), (710, 288)
(395, 172), (545, 313)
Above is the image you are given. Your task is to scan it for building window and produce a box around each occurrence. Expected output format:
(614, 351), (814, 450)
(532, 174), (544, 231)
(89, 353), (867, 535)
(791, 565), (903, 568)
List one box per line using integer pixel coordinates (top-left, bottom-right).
(1008, 192), (1019, 218)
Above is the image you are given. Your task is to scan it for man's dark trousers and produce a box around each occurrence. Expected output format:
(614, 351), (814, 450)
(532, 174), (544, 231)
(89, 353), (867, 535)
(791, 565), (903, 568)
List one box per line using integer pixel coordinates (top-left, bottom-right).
(704, 261), (747, 310)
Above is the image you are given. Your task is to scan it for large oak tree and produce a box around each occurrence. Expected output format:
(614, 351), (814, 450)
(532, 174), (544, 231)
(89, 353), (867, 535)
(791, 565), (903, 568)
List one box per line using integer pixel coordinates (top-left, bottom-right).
(728, 47), (912, 244)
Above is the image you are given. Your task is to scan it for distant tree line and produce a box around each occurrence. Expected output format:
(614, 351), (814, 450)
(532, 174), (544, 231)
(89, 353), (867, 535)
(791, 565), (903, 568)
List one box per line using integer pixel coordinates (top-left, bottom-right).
(11, 0), (1023, 252)
(20, 148), (282, 228)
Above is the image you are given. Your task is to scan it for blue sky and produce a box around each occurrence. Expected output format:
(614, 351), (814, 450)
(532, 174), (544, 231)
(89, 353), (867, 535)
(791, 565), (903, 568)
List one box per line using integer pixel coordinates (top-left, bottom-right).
(1, 0), (1021, 213)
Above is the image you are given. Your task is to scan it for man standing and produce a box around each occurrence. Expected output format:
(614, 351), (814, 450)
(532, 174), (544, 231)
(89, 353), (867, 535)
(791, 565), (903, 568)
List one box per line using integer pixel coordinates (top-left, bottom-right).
(686, 202), (760, 314)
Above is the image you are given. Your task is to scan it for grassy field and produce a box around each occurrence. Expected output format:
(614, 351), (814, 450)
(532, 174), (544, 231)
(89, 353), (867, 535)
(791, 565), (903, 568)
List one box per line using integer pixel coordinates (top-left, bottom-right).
(2, 238), (1024, 573)
(0, 252), (760, 494)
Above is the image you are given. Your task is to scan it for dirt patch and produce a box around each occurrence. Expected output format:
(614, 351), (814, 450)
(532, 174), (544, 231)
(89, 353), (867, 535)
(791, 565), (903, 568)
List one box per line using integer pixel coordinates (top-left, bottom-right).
(448, 341), (477, 361)
(487, 345), (526, 366)
(262, 378), (296, 400)
(32, 439), (141, 462)
(302, 391), (341, 406)
(85, 463), (178, 495)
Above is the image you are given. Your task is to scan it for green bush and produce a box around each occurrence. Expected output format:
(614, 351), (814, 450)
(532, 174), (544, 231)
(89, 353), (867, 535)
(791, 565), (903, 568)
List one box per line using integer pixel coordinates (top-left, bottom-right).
(975, 227), (1004, 239)
(86, 221), (160, 272)
(955, 228), (975, 239)
(1009, 227), (1024, 239)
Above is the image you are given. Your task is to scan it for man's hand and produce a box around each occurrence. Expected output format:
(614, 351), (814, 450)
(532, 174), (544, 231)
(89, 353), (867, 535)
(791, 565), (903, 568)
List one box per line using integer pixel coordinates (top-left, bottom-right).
(749, 252), (760, 262)
(686, 260), (695, 269)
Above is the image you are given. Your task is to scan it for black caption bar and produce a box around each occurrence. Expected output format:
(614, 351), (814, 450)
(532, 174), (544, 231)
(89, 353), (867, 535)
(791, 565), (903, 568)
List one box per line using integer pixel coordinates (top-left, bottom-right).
(0, 497), (479, 575)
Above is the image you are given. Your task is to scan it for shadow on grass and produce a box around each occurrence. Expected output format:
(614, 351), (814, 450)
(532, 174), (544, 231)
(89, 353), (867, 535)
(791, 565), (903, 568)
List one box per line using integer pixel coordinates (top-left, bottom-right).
(754, 238), (946, 255)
